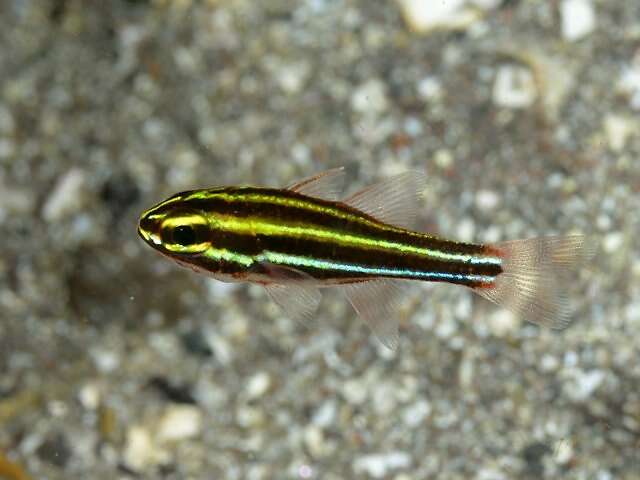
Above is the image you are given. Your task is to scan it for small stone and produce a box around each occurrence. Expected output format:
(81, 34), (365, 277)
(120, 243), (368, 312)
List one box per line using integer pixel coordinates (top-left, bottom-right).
(493, 64), (537, 109)
(123, 426), (169, 472)
(342, 379), (367, 405)
(353, 451), (411, 478)
(372, 382), (397, 415)
(618, 62), (640, 110)
(567, 369), (605, 401)
(90, 347), (120, 373)
(236, 405), (265, 428)
(487, 309), (519, 337)
(304, 425), (327, 459)
(603, 114), (637, 152)
(561, 0), (596, 41)
(433, 149), (454, 169)
(245, 372), (271, 399)
(78, 383), (101, 410)
(402, 400), (432, 427)
(312, 400), (337, 428)
(417, 76), (443, 101)
(456, 218), (475, 242)
(554, 438), (574, 465)
(397, 0), (481, 35)
(351, 79), (388, 114)
(475, 190), (500, 211)
(276, 62), (310, 94)
(477, 468), (507, 480)
(603, 232), (623, 253)
(156, 405), (203, 442)
(42, 168), (87, 222)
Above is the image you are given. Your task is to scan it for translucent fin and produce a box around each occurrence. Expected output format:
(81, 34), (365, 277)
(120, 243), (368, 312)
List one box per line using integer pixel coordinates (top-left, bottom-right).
(343, 171), (427, 229)
(260, 263), (322, 321)
(473, 235), (596, 329)
(343, 279), (405, 349)
(286, 167), (346, 201)
(265, 282), (322, 321)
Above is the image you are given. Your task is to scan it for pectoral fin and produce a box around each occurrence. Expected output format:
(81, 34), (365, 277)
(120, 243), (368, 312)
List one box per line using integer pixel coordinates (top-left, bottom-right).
(259, 262), (322, 321)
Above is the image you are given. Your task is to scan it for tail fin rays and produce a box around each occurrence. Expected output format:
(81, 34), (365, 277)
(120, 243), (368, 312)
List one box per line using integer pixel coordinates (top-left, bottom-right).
(474, 235), (595, 329)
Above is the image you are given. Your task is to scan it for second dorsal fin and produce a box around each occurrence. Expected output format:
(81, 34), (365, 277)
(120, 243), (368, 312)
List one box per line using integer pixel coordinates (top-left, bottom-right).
(286, 167), (346, 201)
(343, 171), (427, 229)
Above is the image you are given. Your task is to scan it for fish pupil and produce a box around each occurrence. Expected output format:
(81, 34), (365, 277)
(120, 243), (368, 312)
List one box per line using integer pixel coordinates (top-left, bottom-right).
(173, 225), (196, 246)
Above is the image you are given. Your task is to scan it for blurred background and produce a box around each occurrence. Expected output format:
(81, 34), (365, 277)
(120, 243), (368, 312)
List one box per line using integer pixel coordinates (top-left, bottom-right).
(0, 0), (638, 478)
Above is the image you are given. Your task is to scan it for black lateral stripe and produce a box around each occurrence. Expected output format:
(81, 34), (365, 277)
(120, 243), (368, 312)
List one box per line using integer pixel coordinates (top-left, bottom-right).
(213, 228), (502, 284)
(184, 187), (489, 256)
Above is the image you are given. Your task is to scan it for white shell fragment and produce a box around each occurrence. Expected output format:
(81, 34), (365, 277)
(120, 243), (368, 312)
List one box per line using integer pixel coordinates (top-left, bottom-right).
(42, 168), (86, 222)
(561, 0), (596, 41)
(353, 451), (412, 478)
(156, 405), (203, 442)
(396, 0), (481, 34)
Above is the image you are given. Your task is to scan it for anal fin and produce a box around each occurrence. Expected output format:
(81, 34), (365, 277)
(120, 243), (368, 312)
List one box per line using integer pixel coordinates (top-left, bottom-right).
(343, 279), (406, 349)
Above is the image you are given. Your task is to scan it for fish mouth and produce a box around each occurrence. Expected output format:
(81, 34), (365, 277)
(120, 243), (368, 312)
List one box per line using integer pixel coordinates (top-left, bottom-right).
(138, 216), (162, 246)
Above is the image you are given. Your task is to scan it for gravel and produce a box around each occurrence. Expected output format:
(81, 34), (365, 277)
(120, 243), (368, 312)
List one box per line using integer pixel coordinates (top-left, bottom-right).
(0, 1), (638, 479)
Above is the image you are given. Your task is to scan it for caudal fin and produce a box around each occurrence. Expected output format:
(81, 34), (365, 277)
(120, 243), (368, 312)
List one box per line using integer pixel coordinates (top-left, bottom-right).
(474, 235), (595, 329)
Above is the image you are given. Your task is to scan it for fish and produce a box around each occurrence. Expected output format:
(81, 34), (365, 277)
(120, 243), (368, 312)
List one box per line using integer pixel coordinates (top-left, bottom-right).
(137, 167), (593, 348)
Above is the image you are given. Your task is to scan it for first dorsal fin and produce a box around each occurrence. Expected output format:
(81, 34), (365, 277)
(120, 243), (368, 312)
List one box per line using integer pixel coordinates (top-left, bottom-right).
(286, 167), (346, 201)
(343, 171), (427, 229)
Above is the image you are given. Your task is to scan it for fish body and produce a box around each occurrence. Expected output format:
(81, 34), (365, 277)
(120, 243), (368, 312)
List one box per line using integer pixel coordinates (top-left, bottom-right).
(138, 168), (592, 348)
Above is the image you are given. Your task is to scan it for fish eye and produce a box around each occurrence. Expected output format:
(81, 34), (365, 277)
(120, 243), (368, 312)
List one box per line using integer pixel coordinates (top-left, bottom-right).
(160, 211), (210, 253)
(172, 225), (197, 246)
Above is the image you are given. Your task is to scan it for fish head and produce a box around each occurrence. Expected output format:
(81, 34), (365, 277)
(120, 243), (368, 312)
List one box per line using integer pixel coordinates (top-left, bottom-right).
(138, 191), (213, 258)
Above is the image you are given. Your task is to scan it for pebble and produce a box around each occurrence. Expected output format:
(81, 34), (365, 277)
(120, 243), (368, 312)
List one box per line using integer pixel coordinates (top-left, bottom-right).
(475, 189), (500, 211)
(342, 379), (368, 405)
(78, 383), (101, 410)
(456, 217), (475, 242)
(396, 0), (480, 35)
(417, 76), (443, 101)
(566, 369), (605, 401)
(433, 149), (454, 169)
(602, 232), (623, 253)
(312, 399), (337, 428)
(42, 168), (87, 222)
(603, 114), (637, 152)
(245, 371), (272, 399)
(90, 347), (120, 373)
(156, 405), (203, 442)
(487, 310), (519, 337)
(402, 400), (432, 427)
(351, 79), (388, 114)
(554, 438), (574, 465)
(561, 0), (596, 41)
(276, 61), (310, 95)
(353, 451), (411, 478)
(493, 64), (537, 109)
(122, 426), (169, 472)
(617, 61), (640, 110)
(371, 382), (397, 415)
(303, 425), (327, 459)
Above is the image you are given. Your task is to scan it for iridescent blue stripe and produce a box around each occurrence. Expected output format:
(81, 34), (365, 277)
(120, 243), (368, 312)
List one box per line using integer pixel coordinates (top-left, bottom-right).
(259, 251), (496, 284)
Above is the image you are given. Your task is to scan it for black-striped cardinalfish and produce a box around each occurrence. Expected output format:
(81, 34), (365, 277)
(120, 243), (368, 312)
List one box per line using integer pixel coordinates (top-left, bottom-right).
(137, 167), (593, 349)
